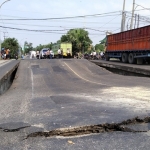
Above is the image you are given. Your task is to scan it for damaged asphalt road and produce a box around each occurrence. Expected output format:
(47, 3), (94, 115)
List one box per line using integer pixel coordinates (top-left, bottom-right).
(0, 116), (150, 149)
(0, 59), (150, 149)
(25, 116), (150, 139)
(0, 116), (149, 139)
(0, 117), (150, 150)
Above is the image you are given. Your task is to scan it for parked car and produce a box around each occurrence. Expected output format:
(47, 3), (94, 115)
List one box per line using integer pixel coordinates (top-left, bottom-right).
(39, 48), (49, 59)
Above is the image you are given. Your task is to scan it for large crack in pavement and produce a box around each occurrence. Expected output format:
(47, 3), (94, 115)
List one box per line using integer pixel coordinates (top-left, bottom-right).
(25, 116), (150, 139)
(0, 117), (149, 140)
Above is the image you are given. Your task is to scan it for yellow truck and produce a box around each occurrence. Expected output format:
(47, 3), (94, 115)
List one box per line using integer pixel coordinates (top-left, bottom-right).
(52, 43), (72, 58)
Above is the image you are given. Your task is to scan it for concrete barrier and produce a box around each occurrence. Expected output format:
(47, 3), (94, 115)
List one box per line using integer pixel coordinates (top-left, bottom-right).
(91, 60), (150, 76)
(0, 60), (20, 95)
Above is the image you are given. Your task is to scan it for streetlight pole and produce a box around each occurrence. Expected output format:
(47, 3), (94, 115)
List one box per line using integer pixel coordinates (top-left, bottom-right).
(0, 0), (11, 59)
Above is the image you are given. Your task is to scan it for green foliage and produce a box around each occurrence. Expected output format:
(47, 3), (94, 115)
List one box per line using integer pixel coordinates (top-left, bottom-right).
(34, 42), (53, 52)
(1, 38), (19, 57)
(24, 41), (33, 54)
(100, 37), (106, 45)
(61, 35), (68, 42)
(95, 44), (105, 52)
(61, 28), (92, 55)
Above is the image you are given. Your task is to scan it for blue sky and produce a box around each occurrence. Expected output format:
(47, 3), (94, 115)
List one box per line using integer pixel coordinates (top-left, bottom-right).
(0, 0), (149, 48)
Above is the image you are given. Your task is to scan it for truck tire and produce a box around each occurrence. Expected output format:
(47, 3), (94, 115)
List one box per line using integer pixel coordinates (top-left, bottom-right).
(128, 53), (136, 64)
(122, 53), (128, 63)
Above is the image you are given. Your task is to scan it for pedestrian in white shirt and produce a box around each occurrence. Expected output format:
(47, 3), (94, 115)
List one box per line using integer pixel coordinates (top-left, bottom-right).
(50, 49), (53, 59)
(58, 48), (61, 59)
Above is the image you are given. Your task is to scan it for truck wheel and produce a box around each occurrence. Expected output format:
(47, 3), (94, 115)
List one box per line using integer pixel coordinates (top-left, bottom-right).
(122, 53), (128, 63)
(128, 53), (136, 64)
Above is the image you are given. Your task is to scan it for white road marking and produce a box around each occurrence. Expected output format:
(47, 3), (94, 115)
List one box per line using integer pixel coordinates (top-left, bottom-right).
(64, 62), (108, 86)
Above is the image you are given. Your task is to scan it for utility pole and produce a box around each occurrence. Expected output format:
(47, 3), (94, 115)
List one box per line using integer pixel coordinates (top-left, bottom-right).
(137, 14), (140, 28)
(134, 14), (137, 29)
(127, 24), (128, 30)
(3, 32), (7, 40)
(121, 0), (126, 32)
(130, 0), (135, 30)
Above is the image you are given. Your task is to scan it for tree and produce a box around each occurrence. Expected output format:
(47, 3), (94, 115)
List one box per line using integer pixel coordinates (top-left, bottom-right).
(61, 35), (68, 42)
(61, 28), (92, 55)
(95, 44), (105, 52)
(100, 37), (107, 45)
(95, 37), (107, 53)
(1, 38), (19, 57)
(24, 41), (33, 54)
(34, 42), (53, 52)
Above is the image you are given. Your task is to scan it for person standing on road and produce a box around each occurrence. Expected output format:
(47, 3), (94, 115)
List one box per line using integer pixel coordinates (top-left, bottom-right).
(5, 48), (10, 59)
(67, 48), (71, 58)
(21, 54), (24, 59)
(14, 52), (18, 60)
(57, 48), (61, 59)
(93, 51), (96, 60)
(50, 49), (53, 59)
(44, 51), (47, 59)
(46, 49), (50, 59)
(61, 49), (63, 59)
(1, 49), (5, 59)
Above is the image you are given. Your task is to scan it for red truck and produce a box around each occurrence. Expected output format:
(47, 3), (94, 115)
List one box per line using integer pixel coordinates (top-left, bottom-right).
(105, 25), (150, 64)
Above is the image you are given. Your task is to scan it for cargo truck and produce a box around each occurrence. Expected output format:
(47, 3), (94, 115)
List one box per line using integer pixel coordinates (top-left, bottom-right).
(52, 43), (72, 58)
(105, 25), (150, 64)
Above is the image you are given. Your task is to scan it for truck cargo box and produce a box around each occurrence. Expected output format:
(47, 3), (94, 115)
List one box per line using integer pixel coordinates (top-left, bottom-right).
(106, 25), (150, 64)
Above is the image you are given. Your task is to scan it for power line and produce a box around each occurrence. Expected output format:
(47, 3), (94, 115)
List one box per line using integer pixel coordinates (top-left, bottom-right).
(99, 14), (121, 28)
(0, 22), (121, 27)
(0, 25), (109, 35)
(1, 11), (121, 20)
(126, 14), (150, 24)
(1, 13), (121, 20)
(0, 25), (67, 32)
(84, 28), (106, 32)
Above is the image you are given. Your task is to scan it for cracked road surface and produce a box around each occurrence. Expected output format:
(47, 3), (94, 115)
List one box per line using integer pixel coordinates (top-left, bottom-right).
(0, 59), (150, 150)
